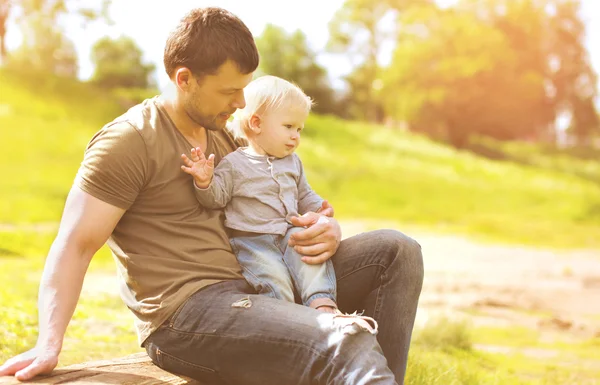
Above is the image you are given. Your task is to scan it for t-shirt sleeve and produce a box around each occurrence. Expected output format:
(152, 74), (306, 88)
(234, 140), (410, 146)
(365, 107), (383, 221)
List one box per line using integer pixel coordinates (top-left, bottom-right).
(74, 121), (148, 210)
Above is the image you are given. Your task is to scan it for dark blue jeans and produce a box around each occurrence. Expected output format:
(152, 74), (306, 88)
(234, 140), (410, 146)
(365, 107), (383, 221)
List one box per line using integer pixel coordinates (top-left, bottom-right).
(144, 230), (424, 385)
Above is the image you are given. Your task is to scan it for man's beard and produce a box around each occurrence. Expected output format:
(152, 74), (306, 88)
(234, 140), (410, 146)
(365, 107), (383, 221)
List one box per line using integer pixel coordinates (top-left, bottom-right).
(184, 96), (226, 131)
(187, 109), (224, 131)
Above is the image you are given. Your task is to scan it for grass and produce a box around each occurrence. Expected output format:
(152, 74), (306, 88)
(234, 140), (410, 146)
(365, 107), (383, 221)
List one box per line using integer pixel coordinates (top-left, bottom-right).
(299, 115), (600, 249)
(1, 69), (600, 382)
(405, 318), (600, 385)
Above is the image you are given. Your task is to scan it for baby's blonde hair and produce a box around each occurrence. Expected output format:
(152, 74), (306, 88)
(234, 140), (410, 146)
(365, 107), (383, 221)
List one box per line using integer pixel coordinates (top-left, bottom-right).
(229, 75), (313, 139)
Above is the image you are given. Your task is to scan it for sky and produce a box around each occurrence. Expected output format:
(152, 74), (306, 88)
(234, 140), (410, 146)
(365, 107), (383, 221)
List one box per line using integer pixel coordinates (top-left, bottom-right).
(5, 0), (600, 93)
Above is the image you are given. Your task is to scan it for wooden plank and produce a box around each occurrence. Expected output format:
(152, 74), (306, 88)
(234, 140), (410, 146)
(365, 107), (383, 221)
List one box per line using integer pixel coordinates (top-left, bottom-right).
(0, 353), (202, 385)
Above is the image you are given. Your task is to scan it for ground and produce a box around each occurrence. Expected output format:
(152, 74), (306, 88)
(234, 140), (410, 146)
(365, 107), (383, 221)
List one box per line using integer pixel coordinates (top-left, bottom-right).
(342, 220), (600, 378)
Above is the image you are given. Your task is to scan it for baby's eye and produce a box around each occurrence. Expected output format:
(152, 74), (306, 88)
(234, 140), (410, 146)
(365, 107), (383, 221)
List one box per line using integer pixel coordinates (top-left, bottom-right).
(285, 124), (293, 129)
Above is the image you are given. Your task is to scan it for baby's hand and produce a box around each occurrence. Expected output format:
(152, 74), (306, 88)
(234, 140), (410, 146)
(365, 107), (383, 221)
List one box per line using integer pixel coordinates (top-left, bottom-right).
(181, 147), (215, 189)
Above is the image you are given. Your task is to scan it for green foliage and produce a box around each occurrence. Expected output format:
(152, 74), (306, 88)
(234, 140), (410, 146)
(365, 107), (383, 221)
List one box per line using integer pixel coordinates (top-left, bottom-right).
(327, 0), (390, 122)
(255, 24), (338, 115)
(382, 0), (599, 147)
(8, 14), (78, 77)
(1, 0), (111, 74)
(327, 0), (432, 122)
(91, 36), (155, 89)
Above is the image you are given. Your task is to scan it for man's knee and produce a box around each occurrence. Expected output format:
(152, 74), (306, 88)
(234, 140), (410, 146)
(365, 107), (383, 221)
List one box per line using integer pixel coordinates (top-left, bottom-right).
(374, 229), (424, 284)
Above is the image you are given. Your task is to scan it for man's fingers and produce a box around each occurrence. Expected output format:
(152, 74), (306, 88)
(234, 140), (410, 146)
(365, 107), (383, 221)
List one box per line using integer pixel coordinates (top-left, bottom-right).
(289, 212), (320, 228)
(317, 200), (335, 217)
(301, 251), (332, 265)
(0, 355), (35, 376)
(289, 231), (329, 246)
(289, 223), (328, 244)
(294, 242), (328, 258)
(15, 358), (56, 381)
(318, 207), (334, 217)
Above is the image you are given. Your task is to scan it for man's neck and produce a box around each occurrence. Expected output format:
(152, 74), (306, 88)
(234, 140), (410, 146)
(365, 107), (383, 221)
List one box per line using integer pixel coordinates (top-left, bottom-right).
(158, 93), (208, 151)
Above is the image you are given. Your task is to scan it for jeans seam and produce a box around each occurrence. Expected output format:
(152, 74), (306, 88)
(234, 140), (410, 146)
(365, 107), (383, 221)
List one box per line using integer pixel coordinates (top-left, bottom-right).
(163, 327), (328, 359)
(336, 263), (387, 281)
(157, 347), (217, 374)
(325, 261), (337, 298)
(373, 248), (400, 321)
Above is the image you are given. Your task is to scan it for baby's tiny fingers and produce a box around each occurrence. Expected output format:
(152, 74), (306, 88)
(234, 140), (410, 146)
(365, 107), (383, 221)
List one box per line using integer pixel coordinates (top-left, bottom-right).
(190, 148), (200, 162)
(180, 154), (194, 167)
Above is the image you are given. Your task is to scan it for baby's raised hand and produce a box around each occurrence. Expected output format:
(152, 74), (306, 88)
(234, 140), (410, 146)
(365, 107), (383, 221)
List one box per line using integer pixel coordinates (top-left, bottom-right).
(181, 147), (215, 189)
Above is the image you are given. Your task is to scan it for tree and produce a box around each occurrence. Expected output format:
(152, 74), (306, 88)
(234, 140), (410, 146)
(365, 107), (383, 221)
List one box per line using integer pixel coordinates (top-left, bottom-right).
(91, 36), (155, 89)
(459, 0), (599, 144)
(8, 12), (78, 77)
(382, 0), (598, 147)
(547, 0), (599, 145)
(0, 0), (110, 68)
(382, 6), (546, 147)
(0, 0), (9, 62)
(327, 0), (432, 122)
(255, 24), (338, 115)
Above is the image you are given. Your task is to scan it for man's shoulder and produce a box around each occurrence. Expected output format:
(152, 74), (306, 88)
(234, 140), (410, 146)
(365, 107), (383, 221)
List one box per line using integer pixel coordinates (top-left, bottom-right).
(100, 97), (161, 139)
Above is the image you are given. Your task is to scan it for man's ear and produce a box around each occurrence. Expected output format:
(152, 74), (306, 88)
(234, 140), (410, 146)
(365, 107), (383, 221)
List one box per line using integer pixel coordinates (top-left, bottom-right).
(249, 114), (262, 134)
(174, 67), (194, 91)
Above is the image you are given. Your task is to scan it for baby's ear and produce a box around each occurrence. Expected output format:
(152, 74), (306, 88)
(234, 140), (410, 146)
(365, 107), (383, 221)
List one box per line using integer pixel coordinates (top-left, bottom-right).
(249, 114), (261, 134)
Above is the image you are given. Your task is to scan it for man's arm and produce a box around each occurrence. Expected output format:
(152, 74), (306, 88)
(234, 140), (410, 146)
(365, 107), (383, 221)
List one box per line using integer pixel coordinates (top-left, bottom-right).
(0, 185), (125, 381)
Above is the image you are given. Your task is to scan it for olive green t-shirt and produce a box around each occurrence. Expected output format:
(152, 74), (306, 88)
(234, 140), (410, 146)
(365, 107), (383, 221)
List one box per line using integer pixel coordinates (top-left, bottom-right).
(75, 97), (244, 345)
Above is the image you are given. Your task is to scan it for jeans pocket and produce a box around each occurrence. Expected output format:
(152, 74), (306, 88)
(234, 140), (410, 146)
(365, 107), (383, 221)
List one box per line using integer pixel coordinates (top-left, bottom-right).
(155, 346), (224, 385)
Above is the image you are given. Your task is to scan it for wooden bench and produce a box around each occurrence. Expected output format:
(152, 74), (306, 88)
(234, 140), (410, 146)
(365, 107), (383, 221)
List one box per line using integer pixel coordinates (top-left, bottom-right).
(0, 353), (201, 384)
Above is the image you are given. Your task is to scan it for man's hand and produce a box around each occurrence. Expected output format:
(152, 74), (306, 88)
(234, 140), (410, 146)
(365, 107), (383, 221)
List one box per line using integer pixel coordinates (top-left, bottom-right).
(316, 200), (334, 217)
(0, 346), (59, 381)
(181, 147), (215, 189)
(289, 211), (342, 265)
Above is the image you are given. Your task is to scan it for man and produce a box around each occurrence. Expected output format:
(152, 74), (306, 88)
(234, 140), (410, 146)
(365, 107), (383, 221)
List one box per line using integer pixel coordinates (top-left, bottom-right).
(0, 7), (423, 385)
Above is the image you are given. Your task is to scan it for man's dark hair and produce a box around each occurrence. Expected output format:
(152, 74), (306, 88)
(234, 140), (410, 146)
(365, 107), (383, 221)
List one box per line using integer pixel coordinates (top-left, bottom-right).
(164, 7), (259, 78)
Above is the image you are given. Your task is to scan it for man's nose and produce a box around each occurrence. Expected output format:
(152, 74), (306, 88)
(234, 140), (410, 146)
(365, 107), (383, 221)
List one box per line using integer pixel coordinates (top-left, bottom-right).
(231, 92), (246, 109)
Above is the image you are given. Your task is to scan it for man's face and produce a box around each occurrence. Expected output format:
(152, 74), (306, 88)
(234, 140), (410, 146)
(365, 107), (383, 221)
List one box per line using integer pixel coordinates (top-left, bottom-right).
(184, 60), (253, 131)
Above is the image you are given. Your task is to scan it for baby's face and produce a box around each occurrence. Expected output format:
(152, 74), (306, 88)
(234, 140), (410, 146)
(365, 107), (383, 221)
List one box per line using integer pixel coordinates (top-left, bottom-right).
(257, 107), (307, 158)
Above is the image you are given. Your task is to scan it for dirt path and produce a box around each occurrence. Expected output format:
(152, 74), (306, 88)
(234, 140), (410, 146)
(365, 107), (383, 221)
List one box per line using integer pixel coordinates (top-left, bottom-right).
(80, 220), (600, 349)
(343, 221), (600, 337)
